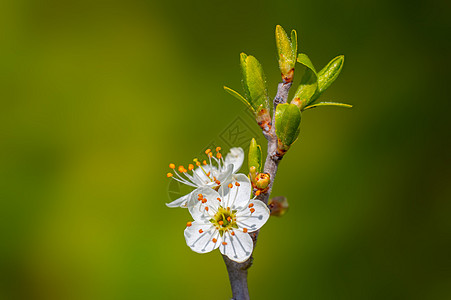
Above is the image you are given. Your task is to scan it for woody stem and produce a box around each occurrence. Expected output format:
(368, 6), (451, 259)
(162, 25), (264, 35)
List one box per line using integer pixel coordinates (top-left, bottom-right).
(223, 82), (292, 299)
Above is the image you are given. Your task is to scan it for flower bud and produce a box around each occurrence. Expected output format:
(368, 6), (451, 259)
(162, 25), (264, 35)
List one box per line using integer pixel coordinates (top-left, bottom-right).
(268, 196), (289, 217)
(255, 173), (270, 191)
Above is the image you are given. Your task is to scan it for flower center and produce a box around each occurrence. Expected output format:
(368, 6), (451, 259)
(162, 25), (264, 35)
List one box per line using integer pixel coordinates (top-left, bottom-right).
(211, 207), (238, 236)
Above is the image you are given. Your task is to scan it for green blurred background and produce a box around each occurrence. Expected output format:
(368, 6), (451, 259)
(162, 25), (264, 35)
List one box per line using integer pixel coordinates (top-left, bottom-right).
(1, 0), (450, 299)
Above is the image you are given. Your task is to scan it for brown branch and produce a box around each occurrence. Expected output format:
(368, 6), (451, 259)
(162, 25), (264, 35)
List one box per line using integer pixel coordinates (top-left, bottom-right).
(223, 82), (292, 299)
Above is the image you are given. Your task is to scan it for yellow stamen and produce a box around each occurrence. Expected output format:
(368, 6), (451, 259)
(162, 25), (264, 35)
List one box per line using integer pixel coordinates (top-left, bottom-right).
(216, 147), (221, 152)
(205, 149), (211, 154)
(188, 164), (194, 171)
(166, 173), (173, 178)
(203, 160), (207, 165)
(169, 163), (175, 169)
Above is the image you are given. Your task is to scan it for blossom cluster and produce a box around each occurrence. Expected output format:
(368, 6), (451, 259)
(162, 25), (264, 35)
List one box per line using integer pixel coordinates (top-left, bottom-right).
(167, 147), (270, 263)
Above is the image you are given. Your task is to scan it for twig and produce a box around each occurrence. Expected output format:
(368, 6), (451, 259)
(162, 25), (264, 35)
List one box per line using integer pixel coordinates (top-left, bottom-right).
(222, 82), (292, 300)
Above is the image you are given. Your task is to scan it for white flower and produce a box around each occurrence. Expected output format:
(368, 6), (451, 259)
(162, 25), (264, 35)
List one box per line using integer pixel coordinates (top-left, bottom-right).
(166, 147), (245, 208)
(184, 174), (270, 263)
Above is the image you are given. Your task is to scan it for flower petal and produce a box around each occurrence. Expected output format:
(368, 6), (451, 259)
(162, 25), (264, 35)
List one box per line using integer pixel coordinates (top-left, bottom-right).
(224, 147), (244, 173)
(218, 174), (252, 210)
(216, 164), (233, 183)
(219, 230), (253, 263)
(193, 165), (217, 186)
(165, 192), (191, 208)
(188, 186), (221, 223)
(236, 200), (270, 232)
(184, 222), (221, 254)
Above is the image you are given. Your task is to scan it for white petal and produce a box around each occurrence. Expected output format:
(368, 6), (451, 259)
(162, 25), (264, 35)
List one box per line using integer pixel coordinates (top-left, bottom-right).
(236, 200), (270, 233)
(188, 187), (221, 223)
(218, 174), (252, 210)
(224, 147), (244, 173)
(184, 222), (221, 254)
(219, 230), (253, 263)
(193, 165), (217, 186)
(165, 192), (191, 208)
(216, 164), (233, 183)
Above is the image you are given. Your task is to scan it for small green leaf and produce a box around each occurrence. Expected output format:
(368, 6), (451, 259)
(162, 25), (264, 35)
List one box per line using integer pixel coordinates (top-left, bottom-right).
(275, 103), (302, 147)
(291, 30), (297, 59)
(291, 53), (318, 110)
(224, 86), (254, 112)
(303, 102), (353, 110)
(276, 25), (296, 82)
(248, 138), (262, 173)
(240, 53), (270, 113)
(317, 55), (344, 93)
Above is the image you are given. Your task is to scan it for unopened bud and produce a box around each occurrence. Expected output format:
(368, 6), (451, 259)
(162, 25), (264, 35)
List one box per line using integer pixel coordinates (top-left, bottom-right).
(249, 166), (257, 184)
(268, 196), (289, 217)
(255, 173), (270, 191)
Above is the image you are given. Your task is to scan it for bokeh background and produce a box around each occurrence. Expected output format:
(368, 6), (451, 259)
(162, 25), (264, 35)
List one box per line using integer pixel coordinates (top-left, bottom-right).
(1, 0), (450, 299)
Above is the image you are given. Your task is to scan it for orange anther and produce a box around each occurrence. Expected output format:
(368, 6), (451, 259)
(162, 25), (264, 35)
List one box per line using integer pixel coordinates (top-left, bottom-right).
(222, 242), (227, 245)
(205, 207), (209, 211)
(186, 222), (192, 227)
(202, 160), (207, 165)
(215, 180), (220, 185)
(207, 172), (210, 177)
(205, 149), (211, 154)
(188, 164), (194, 171)
(199, 229), (203, 233)
(216, 153), (222, 159)
(228, 183), (233, 188)
(227, 217), (231, 222)
(212, 238), (217, 243)
(178, 166), (186, 173)
(216, 147), (221, 152)
(208, 152), (213, 157)
(213, 177), (216, 181)
(167, 173), (173, 178)
(250, 208), (255, 213)
(218, 221), (224, 225)
(235, 182), (240, 186)
(169, 163), (175, 169)
(248, 203), (254, 208)
(255, 190), (261, 196)
(196, 161), (201, 166)
(231, 231), (235, 236)
(243, 228), (248, 233)
(202, 199), (207, 204)
(198, 194), (203, 197)
(217, 197), (221, 202)
(227, 207), (230, 211)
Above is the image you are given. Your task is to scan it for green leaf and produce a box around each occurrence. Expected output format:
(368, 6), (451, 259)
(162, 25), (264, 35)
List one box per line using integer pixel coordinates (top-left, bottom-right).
(291, 53), (318, 110)
(224, 86), (254, 112)
(275, 25), (296, 82)
(291, 30), (297, 59)
(275, 103), (302, 147)
(248, 138), (262, 173)
(240, 53), (270, 113)
(317, 55), (344, 93)
(303, 102), (353, 110)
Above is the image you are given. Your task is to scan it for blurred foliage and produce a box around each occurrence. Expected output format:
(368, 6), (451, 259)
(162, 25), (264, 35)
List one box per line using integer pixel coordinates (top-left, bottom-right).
(0, 0), (450, 299)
